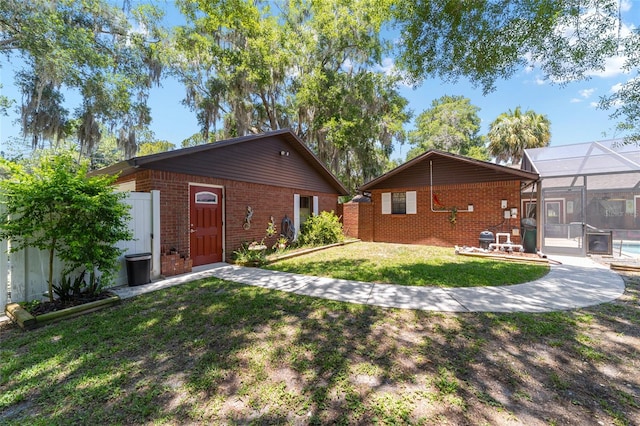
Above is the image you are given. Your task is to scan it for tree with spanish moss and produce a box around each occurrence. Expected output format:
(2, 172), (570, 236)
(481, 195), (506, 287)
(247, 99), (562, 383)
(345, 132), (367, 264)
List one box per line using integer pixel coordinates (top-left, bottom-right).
(169, 0), (408, 193)
(0, 0), (165, 158)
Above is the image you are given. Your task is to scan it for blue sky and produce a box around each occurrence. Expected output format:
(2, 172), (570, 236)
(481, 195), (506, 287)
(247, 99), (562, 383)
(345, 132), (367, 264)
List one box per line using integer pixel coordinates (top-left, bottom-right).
(1, 1), (638, 161)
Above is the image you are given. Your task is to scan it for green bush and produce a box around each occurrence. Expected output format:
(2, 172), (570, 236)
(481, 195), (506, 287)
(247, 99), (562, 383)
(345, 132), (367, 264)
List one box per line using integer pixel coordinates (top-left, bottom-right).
(232, 242), (267, 266)
(52, 272), (85, 302)
(297, 211), (344, 247)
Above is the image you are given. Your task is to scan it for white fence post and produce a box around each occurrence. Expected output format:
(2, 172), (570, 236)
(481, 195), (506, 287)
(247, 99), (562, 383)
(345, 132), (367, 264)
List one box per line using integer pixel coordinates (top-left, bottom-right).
(0, 238), (7, 308)
(151, 190), (161, 279)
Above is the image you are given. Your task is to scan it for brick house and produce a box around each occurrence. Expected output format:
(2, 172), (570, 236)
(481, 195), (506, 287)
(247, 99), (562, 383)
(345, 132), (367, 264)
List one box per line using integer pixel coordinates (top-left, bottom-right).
(95, 129), (348, 275)
(342, 150), (539, 248)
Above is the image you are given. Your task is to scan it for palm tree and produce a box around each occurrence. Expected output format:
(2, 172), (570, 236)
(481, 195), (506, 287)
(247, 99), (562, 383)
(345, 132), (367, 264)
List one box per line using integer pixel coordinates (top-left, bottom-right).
(488, 107), (551, 165)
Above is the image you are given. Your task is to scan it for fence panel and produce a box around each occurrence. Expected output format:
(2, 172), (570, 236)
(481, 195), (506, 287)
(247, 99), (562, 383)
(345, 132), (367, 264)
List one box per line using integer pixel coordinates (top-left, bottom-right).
(5, 191), (160, 303)
(0, 238), (7, 308)
(114, 191), (156, 287)
(9, 246), (66, 303)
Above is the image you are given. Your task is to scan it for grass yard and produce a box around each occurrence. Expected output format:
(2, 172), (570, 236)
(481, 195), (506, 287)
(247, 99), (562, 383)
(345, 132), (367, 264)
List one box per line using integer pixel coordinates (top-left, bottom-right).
(1, 266), (638, 424)
(266, 242), (549, 287)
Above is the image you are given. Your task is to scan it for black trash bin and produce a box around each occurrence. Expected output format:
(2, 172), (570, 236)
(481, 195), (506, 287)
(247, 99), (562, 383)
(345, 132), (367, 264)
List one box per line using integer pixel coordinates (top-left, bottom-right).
(479, 231), (495, 249)
(125, 253), (152, 286)
(521, 218), (537, 254)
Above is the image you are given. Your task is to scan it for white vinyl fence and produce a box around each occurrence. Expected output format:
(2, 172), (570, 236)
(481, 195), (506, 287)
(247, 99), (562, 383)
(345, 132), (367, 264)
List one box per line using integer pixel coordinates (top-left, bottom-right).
(1, 191), (160, 305)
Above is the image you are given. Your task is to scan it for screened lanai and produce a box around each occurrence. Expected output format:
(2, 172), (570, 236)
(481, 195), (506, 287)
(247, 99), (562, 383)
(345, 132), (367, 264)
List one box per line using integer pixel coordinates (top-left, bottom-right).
(521, 139), (640, 258)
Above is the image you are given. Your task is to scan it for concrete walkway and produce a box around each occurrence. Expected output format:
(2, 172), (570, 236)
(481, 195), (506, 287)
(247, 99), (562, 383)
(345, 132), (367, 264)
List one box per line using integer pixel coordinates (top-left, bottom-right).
(0, 256), (626, 325)
(109, 255), (625, 313)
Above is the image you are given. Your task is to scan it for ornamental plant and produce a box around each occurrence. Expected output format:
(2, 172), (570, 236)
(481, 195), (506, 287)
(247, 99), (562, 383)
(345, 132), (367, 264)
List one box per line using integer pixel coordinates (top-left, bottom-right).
(297, 211), (344, 247)
(0, 152), (132, 302)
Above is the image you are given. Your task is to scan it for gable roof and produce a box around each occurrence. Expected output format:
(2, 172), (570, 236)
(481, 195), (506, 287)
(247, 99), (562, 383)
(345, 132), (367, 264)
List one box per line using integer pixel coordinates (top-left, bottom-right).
(360, 150), (539, 191)
(94, 129), (348, 195)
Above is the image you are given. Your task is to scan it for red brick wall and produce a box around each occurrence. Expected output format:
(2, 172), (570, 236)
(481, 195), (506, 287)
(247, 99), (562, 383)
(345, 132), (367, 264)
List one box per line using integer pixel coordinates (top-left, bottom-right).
(341, 203), (357, 238)
(366, 181), (523, 247)
(341, 202), (374, 241)
(116, 170), (339, 260)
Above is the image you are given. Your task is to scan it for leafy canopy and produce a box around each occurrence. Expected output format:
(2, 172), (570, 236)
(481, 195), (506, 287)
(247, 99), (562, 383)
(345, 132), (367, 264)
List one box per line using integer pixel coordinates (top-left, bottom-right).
(406, 95), (486, 160)
(393, 0), (640, 142)
(0, 0), (165, 156)
(488, 107), (551, 165)
(169, 0), (408, 194)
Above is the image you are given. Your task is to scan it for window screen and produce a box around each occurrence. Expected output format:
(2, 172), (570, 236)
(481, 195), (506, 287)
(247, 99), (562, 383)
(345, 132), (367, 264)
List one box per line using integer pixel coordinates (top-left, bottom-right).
(391, 192), (406, 214)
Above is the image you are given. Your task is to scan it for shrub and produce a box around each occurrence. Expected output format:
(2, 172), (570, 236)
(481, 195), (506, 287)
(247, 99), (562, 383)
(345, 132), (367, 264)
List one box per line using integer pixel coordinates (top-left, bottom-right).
(296, 211), (344, 247)
(232, 242), (267, 266)
(52, 272), (85, 302)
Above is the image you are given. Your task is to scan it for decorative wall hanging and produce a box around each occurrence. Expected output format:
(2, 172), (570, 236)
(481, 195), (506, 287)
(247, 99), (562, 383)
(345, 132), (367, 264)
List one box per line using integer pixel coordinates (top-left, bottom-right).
(243, 206), (253, 230)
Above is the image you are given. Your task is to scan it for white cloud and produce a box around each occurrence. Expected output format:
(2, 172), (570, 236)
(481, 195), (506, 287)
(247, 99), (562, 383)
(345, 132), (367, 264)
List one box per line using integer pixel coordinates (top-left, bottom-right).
(621, 0), (632, 13)
(376, 57), (395, 76)
(570, 98), (582, 103)
(579, 88), (595, 98)
(610, 82), (624, 93)
(585, 55), (628, 78)
(589, 101), (599, 108)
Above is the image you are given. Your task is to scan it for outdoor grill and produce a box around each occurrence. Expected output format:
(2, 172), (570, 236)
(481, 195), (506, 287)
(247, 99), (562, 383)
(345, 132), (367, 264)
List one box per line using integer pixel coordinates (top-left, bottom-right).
(478, 231), (495, 249)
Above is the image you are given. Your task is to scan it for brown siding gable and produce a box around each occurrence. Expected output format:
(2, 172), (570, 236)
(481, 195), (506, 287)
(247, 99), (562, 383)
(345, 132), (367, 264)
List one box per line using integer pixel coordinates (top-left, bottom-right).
(360, 150), (539, 191)
(92, 129), (348, 196)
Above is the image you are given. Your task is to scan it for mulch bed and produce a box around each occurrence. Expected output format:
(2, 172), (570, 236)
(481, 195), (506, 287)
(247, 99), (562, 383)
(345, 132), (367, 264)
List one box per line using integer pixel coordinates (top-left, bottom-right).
(27, 291), (114, 316)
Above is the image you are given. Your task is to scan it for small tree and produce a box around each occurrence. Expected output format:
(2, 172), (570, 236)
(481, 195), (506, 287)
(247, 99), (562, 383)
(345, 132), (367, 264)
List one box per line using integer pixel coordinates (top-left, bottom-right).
(0, 152), (132, 302)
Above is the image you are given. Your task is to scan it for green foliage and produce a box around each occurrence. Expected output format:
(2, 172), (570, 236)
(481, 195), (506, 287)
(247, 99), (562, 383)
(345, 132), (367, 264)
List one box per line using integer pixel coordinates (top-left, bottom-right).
(169, 0), (408, 193)
(232, 242), (267, 266)
(393, 0), (640, 143)
(0, 84), (12, 116)
(434, 367), (459, 395)
(407, 95), (485, 159)
(488, 106), (551, 164)
(0, 0), (166, 156)
(52, 272), (86, 302)
(296, 211), (344, 247)
(85, 271), (104, 298)
(393, 0), (625, 92)
(0, 152), (132, 301)
(465, 145), (490, 162)
(136, 141), (176, 156)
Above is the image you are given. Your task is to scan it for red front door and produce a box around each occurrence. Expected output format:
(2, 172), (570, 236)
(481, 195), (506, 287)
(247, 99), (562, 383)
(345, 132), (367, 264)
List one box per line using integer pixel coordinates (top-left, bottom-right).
(190, 185), (223, 266)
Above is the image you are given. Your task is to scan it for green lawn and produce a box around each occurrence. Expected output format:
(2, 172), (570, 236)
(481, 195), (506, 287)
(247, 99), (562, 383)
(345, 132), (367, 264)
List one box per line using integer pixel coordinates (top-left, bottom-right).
(265, 242), (549, 287)
(1, 243), (637, 425)
(1, 272), (639, 425)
